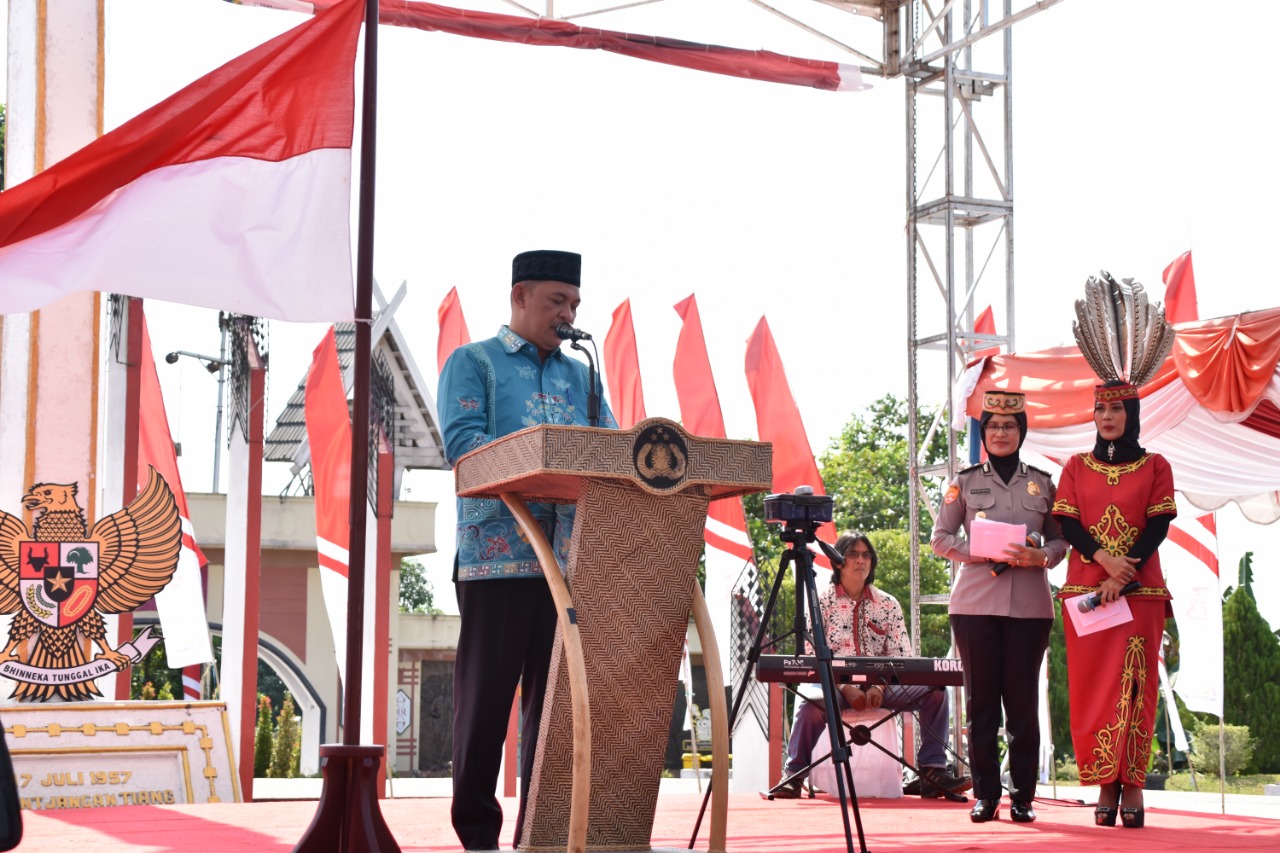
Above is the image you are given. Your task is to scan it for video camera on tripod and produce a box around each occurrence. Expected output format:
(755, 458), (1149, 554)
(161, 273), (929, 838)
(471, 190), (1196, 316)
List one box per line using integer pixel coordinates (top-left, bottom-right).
(763, 485), (833, 527)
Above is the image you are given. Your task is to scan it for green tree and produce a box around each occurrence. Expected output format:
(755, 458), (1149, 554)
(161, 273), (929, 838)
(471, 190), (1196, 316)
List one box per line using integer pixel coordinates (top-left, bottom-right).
(253, 694), (274, 778)
(1222, 552), (1280, 772)
(1046, 597), (1071, 760)
(399, 557), (441, 615)
(268, 693), (302, 778)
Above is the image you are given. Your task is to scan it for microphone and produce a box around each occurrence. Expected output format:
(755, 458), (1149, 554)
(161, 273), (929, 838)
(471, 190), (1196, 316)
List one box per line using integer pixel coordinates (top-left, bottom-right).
(555, 323), (592, 342)
(1077, 579), (1141, 612)
(991, 531), (1044, 577)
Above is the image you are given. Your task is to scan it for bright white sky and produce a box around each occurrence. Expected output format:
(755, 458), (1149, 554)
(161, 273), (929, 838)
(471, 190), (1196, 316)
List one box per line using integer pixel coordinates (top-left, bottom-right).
(6, 1), (1278, 624)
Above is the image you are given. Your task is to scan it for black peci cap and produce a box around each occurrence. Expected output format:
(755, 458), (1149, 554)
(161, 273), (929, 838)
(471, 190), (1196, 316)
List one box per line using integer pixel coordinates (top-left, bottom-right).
(512, 250), (581, 287)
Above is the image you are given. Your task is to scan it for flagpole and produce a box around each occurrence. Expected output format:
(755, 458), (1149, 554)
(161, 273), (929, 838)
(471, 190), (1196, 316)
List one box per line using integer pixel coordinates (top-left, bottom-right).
(295, 1), (398, 849)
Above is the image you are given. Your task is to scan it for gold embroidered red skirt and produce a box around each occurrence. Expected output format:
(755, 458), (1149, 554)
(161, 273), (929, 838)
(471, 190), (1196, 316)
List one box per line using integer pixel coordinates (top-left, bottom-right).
(1063, 596), (1165, 786)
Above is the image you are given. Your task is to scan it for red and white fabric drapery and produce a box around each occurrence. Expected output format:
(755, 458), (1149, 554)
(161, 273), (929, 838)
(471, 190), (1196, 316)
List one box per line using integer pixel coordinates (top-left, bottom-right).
(959, 307), (1280, 521)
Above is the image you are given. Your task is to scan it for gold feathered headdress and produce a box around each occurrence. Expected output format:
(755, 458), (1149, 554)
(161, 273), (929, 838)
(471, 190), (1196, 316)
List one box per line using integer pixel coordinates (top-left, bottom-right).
(1072, 271), (1175, 388)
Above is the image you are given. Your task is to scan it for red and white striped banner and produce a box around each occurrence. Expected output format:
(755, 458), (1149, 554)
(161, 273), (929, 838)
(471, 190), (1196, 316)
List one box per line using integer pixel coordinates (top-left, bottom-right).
(1164, 512), (1223, 717)
(182, 664), (203, 701)
(139, 316), (214, 669)
(304, 326), (354, 683)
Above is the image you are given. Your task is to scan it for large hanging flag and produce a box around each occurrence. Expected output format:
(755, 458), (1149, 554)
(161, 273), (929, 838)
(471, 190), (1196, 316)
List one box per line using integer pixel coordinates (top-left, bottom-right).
(305, 327), (354, 682)
(138, 316), (215, 668)
(744, 317), (836, 559)
(1163, 250), (1199, 325)
(604, 299), (648, 429)
(437, 286), (471, 374)
(1165, 512), (1224, 716)
(0, 0), (364, 321)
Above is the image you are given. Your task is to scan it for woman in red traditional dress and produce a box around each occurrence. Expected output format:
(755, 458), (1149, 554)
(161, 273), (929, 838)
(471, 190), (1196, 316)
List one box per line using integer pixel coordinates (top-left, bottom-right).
(1053, 379), (1175, 829)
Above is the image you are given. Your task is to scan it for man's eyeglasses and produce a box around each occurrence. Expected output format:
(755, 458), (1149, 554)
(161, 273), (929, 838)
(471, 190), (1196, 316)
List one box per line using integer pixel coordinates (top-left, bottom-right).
(983, 423), (1019, 434)
(846, 550), (873, 560)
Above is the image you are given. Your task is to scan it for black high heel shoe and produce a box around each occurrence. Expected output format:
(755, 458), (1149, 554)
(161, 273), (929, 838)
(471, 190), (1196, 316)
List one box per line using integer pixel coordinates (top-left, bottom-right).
(1121, 806), (1145, 828)
(1094, 805), (1118, 827)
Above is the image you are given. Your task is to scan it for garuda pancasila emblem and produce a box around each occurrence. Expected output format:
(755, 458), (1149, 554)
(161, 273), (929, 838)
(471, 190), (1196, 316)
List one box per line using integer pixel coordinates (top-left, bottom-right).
(0, 466), (182, 701)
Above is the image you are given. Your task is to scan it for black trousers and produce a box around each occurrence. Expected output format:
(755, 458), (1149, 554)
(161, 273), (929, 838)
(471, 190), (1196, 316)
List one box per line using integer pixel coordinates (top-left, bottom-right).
(451, 576), (558, 851)
(950, 614), (1053, 801)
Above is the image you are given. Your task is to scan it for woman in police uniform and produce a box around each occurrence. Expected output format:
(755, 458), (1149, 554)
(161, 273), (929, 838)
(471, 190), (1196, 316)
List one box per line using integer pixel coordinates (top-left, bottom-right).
(930, 390), (1067, 824)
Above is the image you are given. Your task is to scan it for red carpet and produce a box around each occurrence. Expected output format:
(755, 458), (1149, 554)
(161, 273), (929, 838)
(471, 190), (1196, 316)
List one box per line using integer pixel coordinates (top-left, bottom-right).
(17, 792), (1279, 851)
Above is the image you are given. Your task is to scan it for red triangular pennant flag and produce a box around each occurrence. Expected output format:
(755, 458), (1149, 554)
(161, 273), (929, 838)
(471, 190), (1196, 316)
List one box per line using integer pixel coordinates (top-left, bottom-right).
(603, 299), (648, 429)
(673, 295), (754, 562)
(1163, 250), (1199, 324)
(437, 286), (471, 374)
(744, 317), (836, 559)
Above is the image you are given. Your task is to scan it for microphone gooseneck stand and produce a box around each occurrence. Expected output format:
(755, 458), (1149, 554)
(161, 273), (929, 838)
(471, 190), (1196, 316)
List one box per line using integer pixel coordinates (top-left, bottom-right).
(570, 339), (602, 427)
(687, 521), (869, 853)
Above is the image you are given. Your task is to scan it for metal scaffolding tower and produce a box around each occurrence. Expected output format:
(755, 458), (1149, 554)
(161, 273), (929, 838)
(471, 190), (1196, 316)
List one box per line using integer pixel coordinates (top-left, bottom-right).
(515, 0), (1063, 641)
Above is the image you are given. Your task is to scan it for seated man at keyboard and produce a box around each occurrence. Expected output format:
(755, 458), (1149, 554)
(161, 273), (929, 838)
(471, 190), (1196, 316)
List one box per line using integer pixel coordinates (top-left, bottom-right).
(771, 531), (971, 799)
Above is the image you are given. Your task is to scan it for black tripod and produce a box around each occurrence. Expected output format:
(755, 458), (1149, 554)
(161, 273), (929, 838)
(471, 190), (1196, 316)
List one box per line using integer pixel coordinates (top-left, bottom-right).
(688, 517), (870, 853)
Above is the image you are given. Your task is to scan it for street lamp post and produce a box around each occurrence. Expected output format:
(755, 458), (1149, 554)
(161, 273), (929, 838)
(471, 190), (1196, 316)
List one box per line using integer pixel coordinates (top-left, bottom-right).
(164, 316), (230, 492)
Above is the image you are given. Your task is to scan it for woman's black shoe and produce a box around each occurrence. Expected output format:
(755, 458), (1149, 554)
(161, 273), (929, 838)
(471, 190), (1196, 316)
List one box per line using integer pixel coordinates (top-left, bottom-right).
(1121, 806), (1145, 828)
(1094, 806), (1118, 826)
(1010, 800), (1036, 823)
(969, 799), (1000, 823)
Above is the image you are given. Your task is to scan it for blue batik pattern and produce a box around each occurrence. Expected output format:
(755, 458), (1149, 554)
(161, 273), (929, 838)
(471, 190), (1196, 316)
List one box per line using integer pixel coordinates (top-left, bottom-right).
(439, 326), (617, 581)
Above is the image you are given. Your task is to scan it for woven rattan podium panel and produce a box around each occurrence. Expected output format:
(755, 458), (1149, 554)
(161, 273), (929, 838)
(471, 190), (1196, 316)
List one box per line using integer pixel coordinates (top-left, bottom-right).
(519, 478), (710, 851)
(455, 419), (770, 503)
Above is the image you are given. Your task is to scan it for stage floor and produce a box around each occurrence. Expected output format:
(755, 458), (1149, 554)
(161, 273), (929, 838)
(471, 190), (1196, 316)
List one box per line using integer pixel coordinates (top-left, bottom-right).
(16, 788), (1280, 852)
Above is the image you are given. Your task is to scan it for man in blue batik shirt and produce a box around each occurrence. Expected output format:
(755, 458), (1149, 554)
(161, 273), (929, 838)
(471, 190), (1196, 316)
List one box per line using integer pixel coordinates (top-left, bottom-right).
(440, 250), (616, 852)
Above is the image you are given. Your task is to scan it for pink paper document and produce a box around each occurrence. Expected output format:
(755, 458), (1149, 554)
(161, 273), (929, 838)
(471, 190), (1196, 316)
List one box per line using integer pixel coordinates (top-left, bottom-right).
(968, 516), (1026, 561)
(1065, 593), (1134, 637)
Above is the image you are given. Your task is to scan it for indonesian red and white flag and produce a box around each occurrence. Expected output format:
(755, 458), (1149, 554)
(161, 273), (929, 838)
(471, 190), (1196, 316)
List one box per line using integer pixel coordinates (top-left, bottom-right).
(744, 316), (836, 563)
(0, 0), (363, 321)
(604, 299), (648, 429)
(305, 327), (354, 682)
(139, 316), (215, 669)
(437, 286), (472, 375)
(1165, 511), (1224, 717)
(1163, 250), (1199, 326)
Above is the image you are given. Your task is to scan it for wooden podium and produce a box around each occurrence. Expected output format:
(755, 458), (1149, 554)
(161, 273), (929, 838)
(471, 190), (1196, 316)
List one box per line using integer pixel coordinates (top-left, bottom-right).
(456, 419), (770, 853)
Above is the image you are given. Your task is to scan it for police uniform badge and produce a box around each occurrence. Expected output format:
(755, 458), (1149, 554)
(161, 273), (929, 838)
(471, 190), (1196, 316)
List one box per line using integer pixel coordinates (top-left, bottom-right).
(945, 484), (960, 504)
(1027, 481), (1041, 497)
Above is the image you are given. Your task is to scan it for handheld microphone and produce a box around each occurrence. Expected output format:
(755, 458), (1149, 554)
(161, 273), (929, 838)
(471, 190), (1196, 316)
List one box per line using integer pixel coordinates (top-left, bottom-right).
(555, 323), (592, 342)
(991, 531), (1044, 577)
(1077, 579), (1141, 612)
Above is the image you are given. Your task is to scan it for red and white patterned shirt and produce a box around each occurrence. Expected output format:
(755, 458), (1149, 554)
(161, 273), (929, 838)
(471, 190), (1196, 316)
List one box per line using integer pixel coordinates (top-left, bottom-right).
(809, 582), (914, 658)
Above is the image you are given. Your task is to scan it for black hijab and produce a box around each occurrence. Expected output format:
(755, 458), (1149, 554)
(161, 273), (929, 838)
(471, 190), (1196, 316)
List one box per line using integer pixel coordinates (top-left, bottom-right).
(1092, 379), (1145, 463)
(979, 408), (1028, 484)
